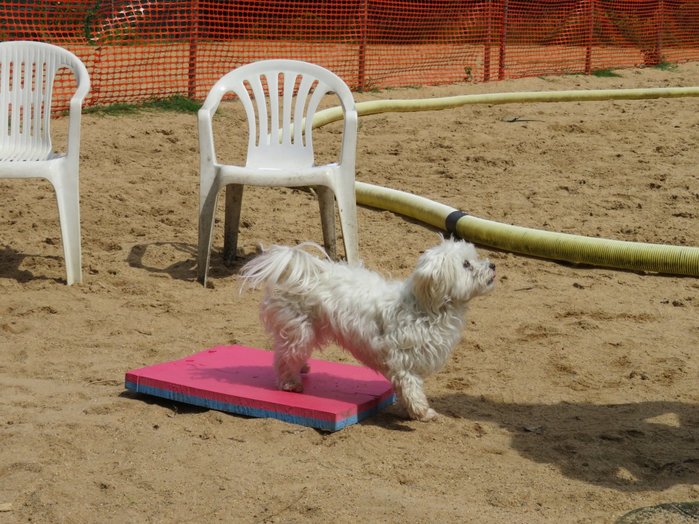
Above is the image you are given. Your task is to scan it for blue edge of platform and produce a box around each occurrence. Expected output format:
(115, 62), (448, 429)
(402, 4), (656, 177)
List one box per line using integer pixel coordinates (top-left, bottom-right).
(125, 381), (396, 432)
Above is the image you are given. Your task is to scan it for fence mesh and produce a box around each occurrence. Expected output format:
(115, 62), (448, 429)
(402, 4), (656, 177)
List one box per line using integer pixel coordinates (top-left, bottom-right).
(2, 0), (698, 110)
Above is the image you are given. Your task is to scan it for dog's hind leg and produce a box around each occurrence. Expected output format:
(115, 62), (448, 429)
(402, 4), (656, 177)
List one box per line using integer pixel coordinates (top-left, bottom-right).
(391, 372), (438, 422)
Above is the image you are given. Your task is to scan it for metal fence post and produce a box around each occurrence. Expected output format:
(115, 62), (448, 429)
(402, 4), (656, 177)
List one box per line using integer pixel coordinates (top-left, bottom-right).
(655, 0), (665, 64)
(358, 0), (368, 90)
(484, 0), (492, 82)
(188, 0), (199, 99)
(498, 0), (508, 80)
(585, 0), (594, 74)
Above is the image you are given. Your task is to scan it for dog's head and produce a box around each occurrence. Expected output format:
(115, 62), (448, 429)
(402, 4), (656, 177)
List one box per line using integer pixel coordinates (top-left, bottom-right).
(409, 238), (496, 313)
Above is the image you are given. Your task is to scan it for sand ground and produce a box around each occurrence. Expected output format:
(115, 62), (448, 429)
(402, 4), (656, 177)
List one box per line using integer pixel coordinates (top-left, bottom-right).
(1, 63), (698, 523)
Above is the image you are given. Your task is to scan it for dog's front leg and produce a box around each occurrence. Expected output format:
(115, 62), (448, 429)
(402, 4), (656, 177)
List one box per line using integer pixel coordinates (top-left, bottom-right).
(390, 372), (438, 422)
(273, 340), (309, 393)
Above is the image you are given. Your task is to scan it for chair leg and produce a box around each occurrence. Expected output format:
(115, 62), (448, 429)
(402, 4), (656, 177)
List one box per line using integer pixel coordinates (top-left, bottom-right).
(53, 177), (82, 285)
(197, 184), (220, 286)
(332, 179), (359, 265)
(317, 185), (337, 260)
(223, 184), (244, 267)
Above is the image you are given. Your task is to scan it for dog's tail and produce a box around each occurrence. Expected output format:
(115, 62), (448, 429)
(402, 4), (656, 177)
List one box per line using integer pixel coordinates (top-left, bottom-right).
(239, 242), (331, 292)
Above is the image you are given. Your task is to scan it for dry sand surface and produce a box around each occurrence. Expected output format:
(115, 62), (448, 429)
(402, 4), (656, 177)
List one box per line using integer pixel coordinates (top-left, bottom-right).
(1, 62), (699, 523)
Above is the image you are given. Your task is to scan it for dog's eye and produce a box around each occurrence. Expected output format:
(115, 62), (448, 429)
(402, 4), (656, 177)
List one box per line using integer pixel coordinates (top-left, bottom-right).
(463, 260), (471, 269)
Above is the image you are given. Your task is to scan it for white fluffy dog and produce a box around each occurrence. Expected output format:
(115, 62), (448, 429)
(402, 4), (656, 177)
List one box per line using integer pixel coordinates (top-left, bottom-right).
(240, 237), (496, 422)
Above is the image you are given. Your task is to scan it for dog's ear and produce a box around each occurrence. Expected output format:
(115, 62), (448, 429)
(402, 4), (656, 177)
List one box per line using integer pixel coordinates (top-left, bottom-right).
(409, 254), (453, 314)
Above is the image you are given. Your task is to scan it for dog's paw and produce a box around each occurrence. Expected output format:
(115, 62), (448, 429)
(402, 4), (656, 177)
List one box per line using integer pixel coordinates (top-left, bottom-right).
(300, 363), (311, 374)
(279, 380), (304, 393)
(418, 408), (439, 422)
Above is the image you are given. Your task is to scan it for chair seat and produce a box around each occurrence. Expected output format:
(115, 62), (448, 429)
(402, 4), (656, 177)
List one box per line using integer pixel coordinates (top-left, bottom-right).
(0, 147), (61, 162)
(0, 154), (65, 177)
(216, 162), (338, 187)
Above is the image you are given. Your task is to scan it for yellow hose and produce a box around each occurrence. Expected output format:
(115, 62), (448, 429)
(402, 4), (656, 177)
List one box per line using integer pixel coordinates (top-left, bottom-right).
(311, 86), (699, 276)
(356, 182), (699, 276)
(313, 86), (699, 129)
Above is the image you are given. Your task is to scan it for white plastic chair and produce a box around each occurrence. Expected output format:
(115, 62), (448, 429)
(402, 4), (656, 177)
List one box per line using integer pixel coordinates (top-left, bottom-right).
(0, 41), (90, 285)
(197, 59), (359, 286)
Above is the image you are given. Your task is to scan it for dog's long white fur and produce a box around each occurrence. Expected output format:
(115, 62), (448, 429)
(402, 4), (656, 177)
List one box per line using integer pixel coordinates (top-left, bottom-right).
(240, 237), (495, 421)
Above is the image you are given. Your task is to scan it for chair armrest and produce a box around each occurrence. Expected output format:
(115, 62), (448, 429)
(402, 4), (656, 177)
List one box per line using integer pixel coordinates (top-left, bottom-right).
(198, 107), (217, 169)
(339, 107), (358, 172)
(65, 61), (91, 167)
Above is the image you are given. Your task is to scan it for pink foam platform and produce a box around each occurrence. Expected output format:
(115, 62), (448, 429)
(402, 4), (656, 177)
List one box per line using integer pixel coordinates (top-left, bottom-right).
(125, 345), (395, 431)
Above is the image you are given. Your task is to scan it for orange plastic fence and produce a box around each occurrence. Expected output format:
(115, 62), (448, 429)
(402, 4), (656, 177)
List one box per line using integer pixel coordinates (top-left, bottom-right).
(2, 0), (699, 111)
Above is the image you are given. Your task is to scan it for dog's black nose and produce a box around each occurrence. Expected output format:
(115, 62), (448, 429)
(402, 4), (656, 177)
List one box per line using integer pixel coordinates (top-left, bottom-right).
(489, 262), (496, 270)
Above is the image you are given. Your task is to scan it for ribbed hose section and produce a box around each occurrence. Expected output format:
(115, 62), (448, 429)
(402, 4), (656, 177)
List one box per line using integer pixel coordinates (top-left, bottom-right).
(356, 182), (699, 276)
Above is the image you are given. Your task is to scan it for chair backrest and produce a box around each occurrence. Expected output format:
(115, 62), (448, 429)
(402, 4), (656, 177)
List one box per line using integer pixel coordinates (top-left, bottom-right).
(0, 41), (89, 161)
(201, 60), (357, 170)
